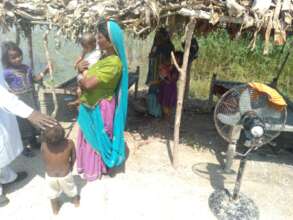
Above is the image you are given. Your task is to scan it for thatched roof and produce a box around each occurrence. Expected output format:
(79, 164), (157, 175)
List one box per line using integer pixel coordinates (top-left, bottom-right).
(1, 1), (293, 53)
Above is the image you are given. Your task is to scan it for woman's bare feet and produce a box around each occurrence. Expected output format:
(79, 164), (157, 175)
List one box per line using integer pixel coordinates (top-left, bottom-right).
(72, 195), (80, 207)
(50, 198), (60, 215)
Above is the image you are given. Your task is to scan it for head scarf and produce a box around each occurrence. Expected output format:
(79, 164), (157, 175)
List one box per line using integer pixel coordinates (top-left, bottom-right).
(78, 19), (128, 168)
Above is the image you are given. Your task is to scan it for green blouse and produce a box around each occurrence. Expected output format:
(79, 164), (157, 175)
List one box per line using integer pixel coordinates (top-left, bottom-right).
(80, 55), (122, 107)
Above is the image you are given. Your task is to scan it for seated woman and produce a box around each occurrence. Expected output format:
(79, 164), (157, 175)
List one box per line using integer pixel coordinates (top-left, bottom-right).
(76, 19), (128, 181)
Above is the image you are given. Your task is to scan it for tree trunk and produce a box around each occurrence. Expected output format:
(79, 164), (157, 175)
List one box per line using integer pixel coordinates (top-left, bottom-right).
(172, 18), (196, 168)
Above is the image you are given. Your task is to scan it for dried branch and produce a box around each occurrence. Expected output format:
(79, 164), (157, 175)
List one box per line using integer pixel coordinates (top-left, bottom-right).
(273, 0), (286, 45)
(171, 51), (181, 73)
(135, 26), (150, 35)
(263, 13), (273, 55)
(43, 30), (58, 118)
(0, 0), (291, 51)
(173, 17), (196, 168)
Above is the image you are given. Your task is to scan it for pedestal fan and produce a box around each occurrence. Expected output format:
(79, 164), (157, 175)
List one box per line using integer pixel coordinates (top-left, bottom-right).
(210, 83), (287, 220)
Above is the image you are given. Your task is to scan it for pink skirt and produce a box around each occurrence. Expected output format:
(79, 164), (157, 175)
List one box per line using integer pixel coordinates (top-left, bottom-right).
(76, 98), (116, 181)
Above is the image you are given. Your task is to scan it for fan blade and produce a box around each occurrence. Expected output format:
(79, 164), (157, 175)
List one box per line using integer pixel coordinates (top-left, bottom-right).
(239, 88), (252, 114)
(256, 107), (281, 119)
(264, 123), (285, 131)
(217, 112), (241, 126)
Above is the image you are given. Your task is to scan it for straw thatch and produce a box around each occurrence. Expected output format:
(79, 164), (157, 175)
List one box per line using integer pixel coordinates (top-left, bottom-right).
(1, 1), (293, 48)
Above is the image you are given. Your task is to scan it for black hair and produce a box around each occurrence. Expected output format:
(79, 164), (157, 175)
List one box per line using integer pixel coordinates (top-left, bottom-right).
(97, 18), (110, 41)
(42, 124), (65, 146)
(1, 41), (23, 68)
(154, 27), (171, 44)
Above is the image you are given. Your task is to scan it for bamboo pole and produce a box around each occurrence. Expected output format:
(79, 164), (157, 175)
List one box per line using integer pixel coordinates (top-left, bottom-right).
(27, 26), (34, 70)
(43, 30), (58, 118)
(172, 18), (196, 168)
(15, 25), (20, 46)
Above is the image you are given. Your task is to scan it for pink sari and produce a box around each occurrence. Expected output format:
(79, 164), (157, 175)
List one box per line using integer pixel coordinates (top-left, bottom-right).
(76, 97), (116, 181)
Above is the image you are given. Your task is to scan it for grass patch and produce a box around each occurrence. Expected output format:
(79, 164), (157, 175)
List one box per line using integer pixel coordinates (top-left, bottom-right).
(186, 30), (293, 100)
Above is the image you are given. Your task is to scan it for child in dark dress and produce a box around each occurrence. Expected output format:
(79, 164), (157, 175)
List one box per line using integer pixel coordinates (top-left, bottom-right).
(158, 51), (183, 120)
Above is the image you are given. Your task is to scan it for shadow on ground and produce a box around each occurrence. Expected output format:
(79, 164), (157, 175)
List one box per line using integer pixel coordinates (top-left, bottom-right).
(127, 94), (293, 168)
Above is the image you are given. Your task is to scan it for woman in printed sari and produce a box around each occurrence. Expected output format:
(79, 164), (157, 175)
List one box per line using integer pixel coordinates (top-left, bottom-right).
(76, 19), (128, 181)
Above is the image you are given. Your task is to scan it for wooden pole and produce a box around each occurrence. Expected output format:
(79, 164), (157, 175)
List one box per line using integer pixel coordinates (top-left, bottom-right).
(208, 73), (217, 110)
(15, 25), (20, 46)
(184, 63), (192, 99)
(27, 26), (34, 70)
(172, 18), (196, 168)
(43, 30), (58, 118)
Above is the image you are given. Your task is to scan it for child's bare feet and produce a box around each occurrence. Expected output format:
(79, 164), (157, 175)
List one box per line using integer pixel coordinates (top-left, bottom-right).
(72, 195), (80, 207)
(50, 198), (60, 215)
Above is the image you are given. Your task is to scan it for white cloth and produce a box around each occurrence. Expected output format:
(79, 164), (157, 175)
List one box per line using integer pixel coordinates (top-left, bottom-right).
(0, 73), (33, 168)
(84, 48), (101, 68)
(0, 166), (17, 195)
(45, 172), (78, 199)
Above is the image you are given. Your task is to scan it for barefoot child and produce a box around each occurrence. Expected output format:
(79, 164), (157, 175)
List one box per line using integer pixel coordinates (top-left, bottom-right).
(70, 33), (101, 106)
(41, 124), (80, 215)
(2, 41), (49, 157)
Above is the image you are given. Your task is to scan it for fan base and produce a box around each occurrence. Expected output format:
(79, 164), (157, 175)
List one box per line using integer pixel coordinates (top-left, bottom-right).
(209, 189), (259, 220)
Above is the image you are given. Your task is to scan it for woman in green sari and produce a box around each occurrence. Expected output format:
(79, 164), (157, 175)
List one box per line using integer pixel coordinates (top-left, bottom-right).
(76, 19), (128, 181)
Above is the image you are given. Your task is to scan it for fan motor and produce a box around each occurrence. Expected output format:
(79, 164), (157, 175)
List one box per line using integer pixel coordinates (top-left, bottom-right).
(241, 112), (265, 138)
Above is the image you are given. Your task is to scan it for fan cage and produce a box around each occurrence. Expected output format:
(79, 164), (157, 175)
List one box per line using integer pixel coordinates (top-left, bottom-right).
(214, 85), (287, 147)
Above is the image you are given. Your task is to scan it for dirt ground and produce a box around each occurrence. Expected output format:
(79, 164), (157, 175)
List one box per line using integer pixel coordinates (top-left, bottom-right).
(1, 99), (293, 220)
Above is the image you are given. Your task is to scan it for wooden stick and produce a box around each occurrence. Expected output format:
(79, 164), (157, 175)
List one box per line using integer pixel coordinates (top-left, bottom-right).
(43, 30), (58, 118)
(272, 0), (286, 45)
(14, 9), (45, 21)
(135, 26), (150, 35)
(145, 7), (151, 26)
(178, 8), (254, 26)
(184, 63), (192, 100)
(263, 13), (273, 55)
(172, 18), (196, 168)
(15, 24), (20, 46)
(27, 26), (34, 70)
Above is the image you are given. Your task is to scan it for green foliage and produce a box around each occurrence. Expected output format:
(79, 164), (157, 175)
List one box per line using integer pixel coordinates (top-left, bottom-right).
(188, 29), (293, 100)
